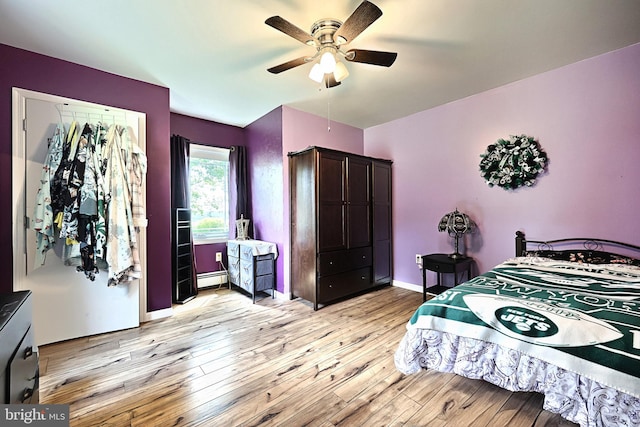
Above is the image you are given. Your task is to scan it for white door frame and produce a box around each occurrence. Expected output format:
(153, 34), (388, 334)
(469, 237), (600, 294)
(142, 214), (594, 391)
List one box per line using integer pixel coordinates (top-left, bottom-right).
(11, 87), (150, 323)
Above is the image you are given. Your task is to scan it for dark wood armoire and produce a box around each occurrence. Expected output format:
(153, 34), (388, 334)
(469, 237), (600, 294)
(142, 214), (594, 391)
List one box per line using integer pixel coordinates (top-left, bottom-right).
(288, 146), (392, 310)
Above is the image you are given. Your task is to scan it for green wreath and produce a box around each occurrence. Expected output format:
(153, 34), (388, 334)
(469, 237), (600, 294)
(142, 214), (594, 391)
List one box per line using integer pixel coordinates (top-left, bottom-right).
(479, 134), (548, 190)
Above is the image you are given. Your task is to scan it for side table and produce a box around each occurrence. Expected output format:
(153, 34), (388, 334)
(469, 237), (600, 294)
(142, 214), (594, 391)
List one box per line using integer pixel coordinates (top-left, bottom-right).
(421, 253), (473, 301)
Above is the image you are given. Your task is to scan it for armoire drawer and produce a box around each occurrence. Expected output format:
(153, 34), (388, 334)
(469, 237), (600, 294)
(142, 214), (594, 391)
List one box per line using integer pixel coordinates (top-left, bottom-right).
(318, 247), (372, 276)
(318, 267), (372, 303)
(348, 247), (372, 269)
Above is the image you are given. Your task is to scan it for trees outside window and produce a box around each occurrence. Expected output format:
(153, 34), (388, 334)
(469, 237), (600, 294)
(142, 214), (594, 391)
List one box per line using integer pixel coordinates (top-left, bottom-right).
(189, 145), (230, 243)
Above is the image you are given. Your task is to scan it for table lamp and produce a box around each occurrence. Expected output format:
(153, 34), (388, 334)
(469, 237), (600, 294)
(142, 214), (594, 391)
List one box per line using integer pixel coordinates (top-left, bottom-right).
(438, 209), (476, 259)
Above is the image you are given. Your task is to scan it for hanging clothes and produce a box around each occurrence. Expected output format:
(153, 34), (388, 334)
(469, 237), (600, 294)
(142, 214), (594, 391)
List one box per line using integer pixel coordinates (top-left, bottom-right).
(32, 123), (65, 266)
(124, 128), (147, 231)
(90, 123), (109, 263)
(103, 125), (147, 286)
(122, 127), (148, 279)
(32, 118), (147, 287)
(50, 120), (80, 226)
(59, 123), (92, 242)
(73, 123), (108, 280)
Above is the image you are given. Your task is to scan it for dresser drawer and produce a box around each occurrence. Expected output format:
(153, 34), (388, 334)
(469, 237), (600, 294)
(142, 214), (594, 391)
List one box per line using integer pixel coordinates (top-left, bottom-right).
(228, 256), (240, 285)
(239, 266), (255, 291)
(227, 242), (240, 258)
(318, 267), (372, 303)
(8, 326), (38, 404)
(240, 244), (256, 261)
(422, 257), (456, 273)
(0, 291), (38, 405)
(255, 255), (274, 276)
(318, 247), (372, 276)
(255, 274), (274, 293)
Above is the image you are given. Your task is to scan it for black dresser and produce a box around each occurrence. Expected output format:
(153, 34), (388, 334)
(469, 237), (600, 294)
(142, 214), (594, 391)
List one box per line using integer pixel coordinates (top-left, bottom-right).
(0, 290), (39, 404)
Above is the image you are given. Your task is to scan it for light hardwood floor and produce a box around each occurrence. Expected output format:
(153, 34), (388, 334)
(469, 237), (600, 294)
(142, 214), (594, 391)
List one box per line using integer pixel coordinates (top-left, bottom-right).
(38, 286), (576, 426)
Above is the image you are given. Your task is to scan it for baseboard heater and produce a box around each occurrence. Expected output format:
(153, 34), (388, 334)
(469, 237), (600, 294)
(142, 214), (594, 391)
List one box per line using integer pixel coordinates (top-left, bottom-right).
(197, 271), (229, 289)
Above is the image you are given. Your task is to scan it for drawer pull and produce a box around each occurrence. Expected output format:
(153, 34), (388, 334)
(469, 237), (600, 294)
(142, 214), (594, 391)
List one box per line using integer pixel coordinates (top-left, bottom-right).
(24, 346), (33, 359)
(21, 388), (33, 402)
(329, 261), (333, 265)
(361, 276), (366, 280)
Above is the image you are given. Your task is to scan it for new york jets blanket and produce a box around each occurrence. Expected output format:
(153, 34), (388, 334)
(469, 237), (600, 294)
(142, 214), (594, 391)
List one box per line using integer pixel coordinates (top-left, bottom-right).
(396, 257), (640, 398)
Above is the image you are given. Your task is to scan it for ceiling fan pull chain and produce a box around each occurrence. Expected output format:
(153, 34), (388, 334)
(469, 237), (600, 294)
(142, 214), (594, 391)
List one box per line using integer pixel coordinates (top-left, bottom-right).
(327, 81), (331, 132)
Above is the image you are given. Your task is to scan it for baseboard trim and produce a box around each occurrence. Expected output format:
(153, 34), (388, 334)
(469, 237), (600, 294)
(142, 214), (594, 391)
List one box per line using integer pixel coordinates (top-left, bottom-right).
(142, 307), (173, 322)
(392, 280), (421, 294)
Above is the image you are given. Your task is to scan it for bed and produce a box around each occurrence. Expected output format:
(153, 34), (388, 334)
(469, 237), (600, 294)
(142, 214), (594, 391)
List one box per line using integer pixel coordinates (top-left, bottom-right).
(395, 231), (640, 427)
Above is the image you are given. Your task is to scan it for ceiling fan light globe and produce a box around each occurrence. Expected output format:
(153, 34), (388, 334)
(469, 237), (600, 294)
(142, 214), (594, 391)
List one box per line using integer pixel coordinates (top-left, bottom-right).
(334, 61), (349, 82)
(309, 63), (324, 83)
(320, 51), (336, 73)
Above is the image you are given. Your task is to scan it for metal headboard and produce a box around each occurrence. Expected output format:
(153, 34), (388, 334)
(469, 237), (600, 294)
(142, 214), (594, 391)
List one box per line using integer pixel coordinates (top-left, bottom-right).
(515, 230), (640, 258)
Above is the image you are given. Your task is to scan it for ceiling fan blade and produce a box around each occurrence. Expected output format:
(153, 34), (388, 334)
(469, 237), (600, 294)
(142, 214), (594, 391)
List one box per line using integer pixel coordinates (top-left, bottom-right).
(333, 1), (383, 45)
(267, 57), (309, 74)
(345, 49), (397, 67)
(324, 74), (341, 88)
(265, 16), (317, 46)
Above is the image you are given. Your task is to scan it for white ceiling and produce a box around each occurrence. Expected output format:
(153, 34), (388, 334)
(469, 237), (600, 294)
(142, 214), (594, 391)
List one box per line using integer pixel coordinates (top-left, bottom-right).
(2, 0), (640, 129)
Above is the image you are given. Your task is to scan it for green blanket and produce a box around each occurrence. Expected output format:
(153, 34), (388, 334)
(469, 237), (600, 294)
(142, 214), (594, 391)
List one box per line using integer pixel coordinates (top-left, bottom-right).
(409, 258), (640, 397)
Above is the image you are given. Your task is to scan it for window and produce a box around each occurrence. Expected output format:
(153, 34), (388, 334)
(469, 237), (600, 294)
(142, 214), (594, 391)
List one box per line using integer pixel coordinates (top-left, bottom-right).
(189, 145), (230, 244)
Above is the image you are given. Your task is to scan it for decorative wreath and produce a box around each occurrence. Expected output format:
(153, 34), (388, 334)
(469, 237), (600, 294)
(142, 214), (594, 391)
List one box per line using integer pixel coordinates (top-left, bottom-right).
(479, 134), (548, 190)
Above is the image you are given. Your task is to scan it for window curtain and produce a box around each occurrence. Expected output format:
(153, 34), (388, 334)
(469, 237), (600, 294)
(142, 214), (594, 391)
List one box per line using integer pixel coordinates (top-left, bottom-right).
(171, 134), (198, 301)
(229, 145), (252, 239)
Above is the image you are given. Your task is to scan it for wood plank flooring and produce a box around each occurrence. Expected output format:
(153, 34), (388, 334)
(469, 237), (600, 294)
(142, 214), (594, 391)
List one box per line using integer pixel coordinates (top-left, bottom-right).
(38, 286), (576, 426)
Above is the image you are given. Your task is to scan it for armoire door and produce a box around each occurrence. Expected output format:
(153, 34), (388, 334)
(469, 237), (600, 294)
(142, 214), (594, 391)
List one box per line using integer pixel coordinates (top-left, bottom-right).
(372, 161), (392, 284)
(347, 157), (372, 249)
(317, 151), (347, 252)
(13, 89), (146, 346)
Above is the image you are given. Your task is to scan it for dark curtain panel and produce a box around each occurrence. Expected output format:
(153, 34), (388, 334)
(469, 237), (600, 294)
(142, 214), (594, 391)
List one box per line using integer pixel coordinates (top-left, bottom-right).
(229, 146), (252, 239)
(171, 134), (198, 301)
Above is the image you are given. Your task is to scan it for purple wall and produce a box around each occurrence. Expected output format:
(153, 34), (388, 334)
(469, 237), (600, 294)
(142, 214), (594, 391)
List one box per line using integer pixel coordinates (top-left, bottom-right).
(365, 42), (640, 288)
(170, 112), (245, 273)
(0, 44), (172, 311)
(245, 107), (285, 292)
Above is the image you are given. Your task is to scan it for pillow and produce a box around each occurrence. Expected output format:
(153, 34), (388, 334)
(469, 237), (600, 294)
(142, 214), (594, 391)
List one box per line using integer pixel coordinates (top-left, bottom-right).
(524, 249), (640, 266)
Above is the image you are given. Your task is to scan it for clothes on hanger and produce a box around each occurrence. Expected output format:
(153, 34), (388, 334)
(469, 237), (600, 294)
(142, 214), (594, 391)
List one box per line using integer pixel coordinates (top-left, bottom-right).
(32, 119), (147, 285)
(32, 123), (65, 266)
(103, 124), (145, 286)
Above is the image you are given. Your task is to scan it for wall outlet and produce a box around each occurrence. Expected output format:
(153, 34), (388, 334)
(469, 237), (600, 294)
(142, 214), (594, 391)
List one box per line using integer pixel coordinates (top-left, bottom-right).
(415, 254), (422, 264)
(215, 252), (222, 262)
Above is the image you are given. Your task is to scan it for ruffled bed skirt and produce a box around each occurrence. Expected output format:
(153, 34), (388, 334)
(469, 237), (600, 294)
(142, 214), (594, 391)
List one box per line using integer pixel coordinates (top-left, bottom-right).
(394, 328), (640, 427)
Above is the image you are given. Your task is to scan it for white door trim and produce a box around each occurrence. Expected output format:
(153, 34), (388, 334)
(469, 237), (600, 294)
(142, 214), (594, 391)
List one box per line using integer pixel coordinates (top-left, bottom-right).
(11, 87), (153, 325)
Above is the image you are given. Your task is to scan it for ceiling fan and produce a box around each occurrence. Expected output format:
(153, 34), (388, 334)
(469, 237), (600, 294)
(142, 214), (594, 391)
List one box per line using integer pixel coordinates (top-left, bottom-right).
(265, 0), (398, 88)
